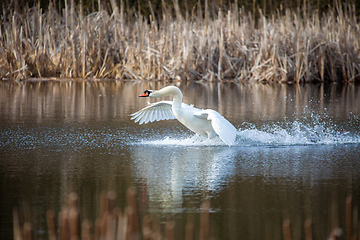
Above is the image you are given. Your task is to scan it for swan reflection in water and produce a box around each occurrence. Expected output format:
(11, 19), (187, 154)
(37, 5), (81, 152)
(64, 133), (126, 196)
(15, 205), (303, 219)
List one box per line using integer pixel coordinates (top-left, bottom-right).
(130, 142), (238, 213)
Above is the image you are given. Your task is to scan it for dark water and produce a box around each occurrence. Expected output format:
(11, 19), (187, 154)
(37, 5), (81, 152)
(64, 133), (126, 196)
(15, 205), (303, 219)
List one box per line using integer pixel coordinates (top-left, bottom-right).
(1, 81), (360, 239)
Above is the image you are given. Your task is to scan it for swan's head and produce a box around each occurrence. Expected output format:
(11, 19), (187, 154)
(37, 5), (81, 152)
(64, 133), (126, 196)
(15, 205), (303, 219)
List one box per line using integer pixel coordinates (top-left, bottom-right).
(139, 89), (165, 98)
(139, 90), (152, 98)
(139, 86), (182, 98)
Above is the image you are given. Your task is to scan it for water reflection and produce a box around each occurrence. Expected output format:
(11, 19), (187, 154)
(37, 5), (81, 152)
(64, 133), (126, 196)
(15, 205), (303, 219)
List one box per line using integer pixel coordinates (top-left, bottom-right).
(131, 144), (238, 213)
(0, 80), (360, 239)
(1, 81), (359, 124)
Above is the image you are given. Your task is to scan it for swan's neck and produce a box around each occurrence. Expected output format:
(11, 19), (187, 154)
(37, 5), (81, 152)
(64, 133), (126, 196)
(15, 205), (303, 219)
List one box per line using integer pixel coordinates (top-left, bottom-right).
(154, 86), (183, 107)
(172, 93), (183, 107)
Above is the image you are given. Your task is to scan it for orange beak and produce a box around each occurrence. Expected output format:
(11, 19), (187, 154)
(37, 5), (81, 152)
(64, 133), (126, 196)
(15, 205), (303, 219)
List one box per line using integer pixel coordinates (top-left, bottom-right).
(139, 92), (149, 97)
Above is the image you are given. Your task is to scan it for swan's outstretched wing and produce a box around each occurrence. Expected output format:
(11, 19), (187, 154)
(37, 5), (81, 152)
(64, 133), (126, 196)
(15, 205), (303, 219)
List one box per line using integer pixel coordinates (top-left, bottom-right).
(194, 109), (237, 146)
(130, 101), (176, 125)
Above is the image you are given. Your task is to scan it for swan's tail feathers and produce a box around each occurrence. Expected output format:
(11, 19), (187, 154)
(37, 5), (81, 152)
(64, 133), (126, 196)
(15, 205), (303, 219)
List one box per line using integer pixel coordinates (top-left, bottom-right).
(130, 101), (176, 125)
(200, 110), (237, 146)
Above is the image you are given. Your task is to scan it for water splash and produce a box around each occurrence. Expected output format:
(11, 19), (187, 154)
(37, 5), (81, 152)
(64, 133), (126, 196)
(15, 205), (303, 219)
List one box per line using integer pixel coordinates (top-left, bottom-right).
(138, 135), (227, 147)
(135, 116), (360, 147)
(237, 121), (359, 146)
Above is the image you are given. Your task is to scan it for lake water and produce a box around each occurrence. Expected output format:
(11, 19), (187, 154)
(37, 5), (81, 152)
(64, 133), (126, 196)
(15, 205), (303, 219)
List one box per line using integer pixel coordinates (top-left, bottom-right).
(1, 80), (360, 239)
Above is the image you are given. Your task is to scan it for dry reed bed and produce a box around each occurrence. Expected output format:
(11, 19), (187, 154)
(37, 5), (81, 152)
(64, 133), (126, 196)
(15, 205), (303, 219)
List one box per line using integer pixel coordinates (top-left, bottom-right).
(1, 1), (359, 82)
(12, 189), (359, 240)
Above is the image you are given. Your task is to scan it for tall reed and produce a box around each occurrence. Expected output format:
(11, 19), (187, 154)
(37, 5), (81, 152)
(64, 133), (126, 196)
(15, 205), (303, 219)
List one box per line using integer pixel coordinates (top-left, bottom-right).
(1, 0), (359, 82)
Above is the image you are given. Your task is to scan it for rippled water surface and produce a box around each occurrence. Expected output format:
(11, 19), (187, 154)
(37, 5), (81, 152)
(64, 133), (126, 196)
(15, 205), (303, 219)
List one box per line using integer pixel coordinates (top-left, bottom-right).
(1, 81), (360, 239)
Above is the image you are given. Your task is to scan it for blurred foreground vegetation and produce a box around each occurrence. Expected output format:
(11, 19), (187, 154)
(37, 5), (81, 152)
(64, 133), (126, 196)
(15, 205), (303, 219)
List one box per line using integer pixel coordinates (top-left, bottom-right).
(12, 189), (359, 240)
(1, 0), (360, 82)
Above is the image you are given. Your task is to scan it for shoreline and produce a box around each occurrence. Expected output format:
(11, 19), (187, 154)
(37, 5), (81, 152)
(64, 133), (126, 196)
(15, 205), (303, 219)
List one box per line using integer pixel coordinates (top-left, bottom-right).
(1, 77), (360, 85)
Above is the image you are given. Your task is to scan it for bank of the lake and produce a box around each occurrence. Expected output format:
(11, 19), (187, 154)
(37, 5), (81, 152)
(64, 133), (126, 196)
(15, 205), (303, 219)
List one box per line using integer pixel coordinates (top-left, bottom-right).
(1, 1), (360, 83)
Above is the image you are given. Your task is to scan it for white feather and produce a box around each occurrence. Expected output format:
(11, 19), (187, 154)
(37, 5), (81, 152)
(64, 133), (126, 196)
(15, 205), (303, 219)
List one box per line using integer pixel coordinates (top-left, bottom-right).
(196, 110), (237, 146)
(130, 101), (176, 124)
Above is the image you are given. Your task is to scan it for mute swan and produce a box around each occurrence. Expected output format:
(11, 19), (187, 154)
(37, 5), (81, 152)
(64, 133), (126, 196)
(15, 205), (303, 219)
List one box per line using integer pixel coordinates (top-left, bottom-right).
(130, 86), (237, 146)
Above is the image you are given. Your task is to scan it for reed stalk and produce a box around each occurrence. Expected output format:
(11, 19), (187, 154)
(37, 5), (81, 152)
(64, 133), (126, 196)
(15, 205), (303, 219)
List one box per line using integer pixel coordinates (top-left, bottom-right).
(12, 191), (360, 240)
(282, 219), (292, 240)
(1, 1), (359, 83)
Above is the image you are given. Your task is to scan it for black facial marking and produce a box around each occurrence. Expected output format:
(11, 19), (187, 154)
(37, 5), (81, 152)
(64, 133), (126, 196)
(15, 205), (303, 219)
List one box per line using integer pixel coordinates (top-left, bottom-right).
(139, 90), (152, 97)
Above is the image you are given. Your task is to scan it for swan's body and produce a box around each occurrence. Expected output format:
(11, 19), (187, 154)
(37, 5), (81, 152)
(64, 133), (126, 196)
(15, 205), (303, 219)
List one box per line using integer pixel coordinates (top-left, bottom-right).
(130, 86), (237, 146)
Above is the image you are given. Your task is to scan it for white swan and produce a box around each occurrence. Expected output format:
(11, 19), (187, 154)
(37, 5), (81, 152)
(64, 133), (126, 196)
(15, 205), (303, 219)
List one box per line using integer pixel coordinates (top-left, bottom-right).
(130, 86), (237, 146)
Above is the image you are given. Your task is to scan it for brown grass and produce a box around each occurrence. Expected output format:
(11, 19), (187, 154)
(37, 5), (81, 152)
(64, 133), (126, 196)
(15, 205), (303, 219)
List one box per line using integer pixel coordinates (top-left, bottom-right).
(1, 1), (359, 83)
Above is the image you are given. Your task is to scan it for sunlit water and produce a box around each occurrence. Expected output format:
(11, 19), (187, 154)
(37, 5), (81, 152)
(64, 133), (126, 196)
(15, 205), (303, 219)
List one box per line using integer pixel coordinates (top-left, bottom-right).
(0, 81), (360, 239)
